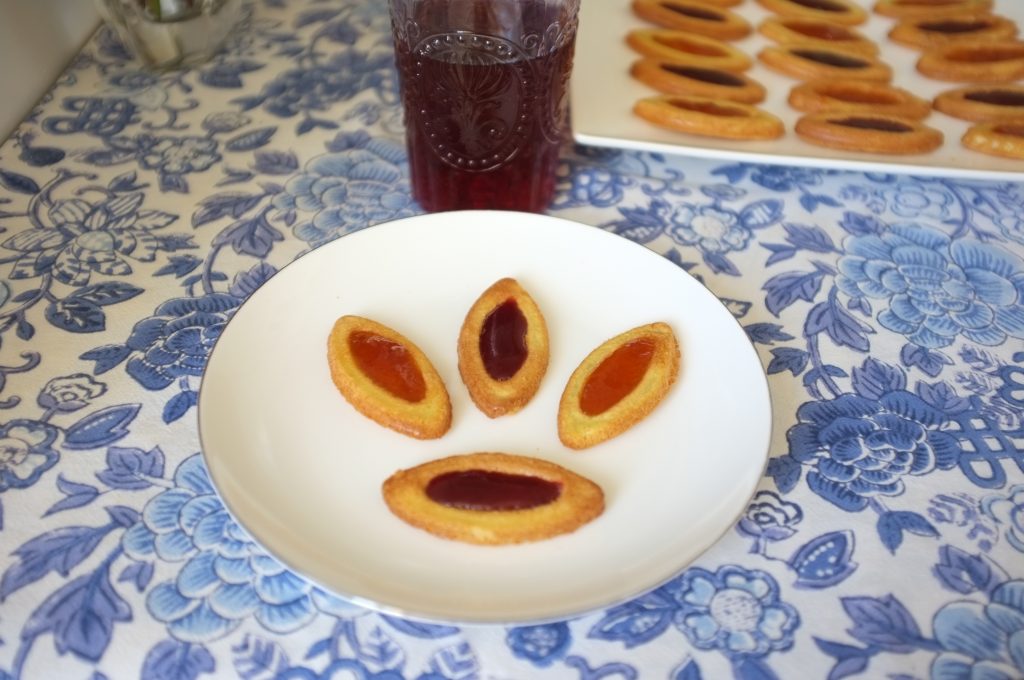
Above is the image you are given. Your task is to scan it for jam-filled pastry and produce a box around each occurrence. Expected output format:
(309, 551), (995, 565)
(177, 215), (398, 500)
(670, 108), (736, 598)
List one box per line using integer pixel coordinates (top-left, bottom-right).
(458, 278), (549, 418)
(888, 13), (1018, 49)
(962, 119), (1024, 159)
(627, 29), (753, 72)
(795, 112), (944, 154)
(873, 0), (994, 19)
(759, 16), (879, 56)
(558, 322), (680, 450)
(757, 0), (869, 26)
(631, 59), (767, 103)
(759, 45), (893, 82)
(632, 0), (752, 41)
(633, 95), (785, 140)
(933, 84), (1024, 122)
(916, 41), (1024, 83)
(382, 452), (605, 545)
(327, 315), (451, 439)
(789, 80), (932, 120)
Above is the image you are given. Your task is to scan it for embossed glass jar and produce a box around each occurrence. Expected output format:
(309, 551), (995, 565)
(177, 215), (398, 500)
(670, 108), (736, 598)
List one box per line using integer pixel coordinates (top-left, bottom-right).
(389, 0), (580, 212)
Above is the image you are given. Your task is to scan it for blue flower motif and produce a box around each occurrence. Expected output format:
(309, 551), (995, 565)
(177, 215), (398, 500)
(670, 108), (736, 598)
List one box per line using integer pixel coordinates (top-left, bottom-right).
(507, 623), (571, 667)
(123, 293), (240, 390)
(202, 112), (251, 133)
(138, 135), (221, 175)
(37, 373), (107, 412)
(836, 224), (1024, 349)
(272, 134), (416, 245)
(122, 454), (326, 641)
(669, 205), (750, 254)
(737, 491), (803, 542)
(0, 419), (60, 491)
(670, 565), (798, 657)
(930, 580), (1024, 680)
(2, 191), (177, 285)
(981, 484), (1024, 553)
(787, 391), (960, 512)
(750, 166), (822, 192)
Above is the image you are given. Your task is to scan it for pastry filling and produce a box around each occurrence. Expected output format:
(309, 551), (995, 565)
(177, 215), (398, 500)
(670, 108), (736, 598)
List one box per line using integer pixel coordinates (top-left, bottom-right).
(824, 86), (901, 104)
(895, 0), (963, 5)
(663, 65), (744, 86)
(655, 35), (727, 57)
(964, 90), (1024, 106)
(994, 123), (1024, 138)
(793, 49), (869, 68)
(349, 331), (426, 402)
(832, 117), (914, 132)
(426, 470), (562, 510)
(918, 19), (990, 34)
(663, 3), (725, 21)
(669, 99), (747, 116)
(789, 0), (848, 12)
(785, 21), (856, 40)
(945, 46), (1024, 63)
(580, 338), (656, 416)
(479, 298), (528, 381)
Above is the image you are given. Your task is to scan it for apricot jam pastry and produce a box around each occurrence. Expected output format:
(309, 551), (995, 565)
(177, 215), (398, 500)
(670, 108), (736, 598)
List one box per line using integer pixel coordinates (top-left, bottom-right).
(631, 0), (752, 41)
(558, 322), (680, 450)
(758, 17), (879, 56)
(962, 119), (1024, 159)
(457, 278), (550, 418)
(626, 29), (753, 72)
(916, 42), (1024, 83)
(934, 84), (1024, 122)
(631, 59), (767, 103)
(756, 0), (869, 26)
(873, 0), (994, 19)
(888, 13), (1018, 49)
(788, 80), (932, 120)
(327, 315), (451, 439)
(633, 94), (784, 140)
(795, 112), (944, 154)
(758, 45), (893, 82)
(382, 453), (605, 544)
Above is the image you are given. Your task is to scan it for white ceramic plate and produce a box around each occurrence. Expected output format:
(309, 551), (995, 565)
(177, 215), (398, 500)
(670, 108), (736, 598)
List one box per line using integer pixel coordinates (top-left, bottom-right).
(198, 211), (772, 624)
(572, 0), (1024, 180)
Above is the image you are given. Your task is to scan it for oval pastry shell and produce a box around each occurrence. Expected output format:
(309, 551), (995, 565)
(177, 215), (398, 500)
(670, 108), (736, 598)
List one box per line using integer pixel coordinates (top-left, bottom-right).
(382, 453), (605, 545)
(458, 278), (550, 418)
(327, 315), (452, 439)
(558, 322), (680, 450)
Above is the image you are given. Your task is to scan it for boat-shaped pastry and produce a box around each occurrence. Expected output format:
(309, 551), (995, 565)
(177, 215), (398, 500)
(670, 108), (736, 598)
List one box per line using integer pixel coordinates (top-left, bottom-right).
(558, 322), (680, 449)
(327, 315), (451, 439)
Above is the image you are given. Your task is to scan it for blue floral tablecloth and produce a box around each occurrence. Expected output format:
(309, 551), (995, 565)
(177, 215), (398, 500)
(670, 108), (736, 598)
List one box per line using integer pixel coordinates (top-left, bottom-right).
(2, 1), (1024, 679)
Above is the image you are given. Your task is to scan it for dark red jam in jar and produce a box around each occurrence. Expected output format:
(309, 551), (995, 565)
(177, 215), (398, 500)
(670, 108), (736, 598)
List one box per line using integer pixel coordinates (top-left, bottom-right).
(479, 298), (529, 381)
(425, 470), (562, 510)
(348, 331), (426, 402)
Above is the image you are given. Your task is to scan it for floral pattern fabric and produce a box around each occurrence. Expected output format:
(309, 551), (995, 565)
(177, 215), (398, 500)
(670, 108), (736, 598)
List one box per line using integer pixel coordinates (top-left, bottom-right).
(0, 1), (1023, 679)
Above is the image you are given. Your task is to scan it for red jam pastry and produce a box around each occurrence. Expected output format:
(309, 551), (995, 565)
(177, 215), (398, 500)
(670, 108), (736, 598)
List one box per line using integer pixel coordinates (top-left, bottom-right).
(888, 13), (1018, 49)
(758, 0), (869, 26)
(873, 0), (994, 19)
(758, 16), (879, 55)
(934, 84), (1024, 122)
(788, 80), (932, 120)
(962, 119), (1024, 159)
(626, 29), (753, 72)
(632, 0), (752, 41)
(916, 41), (1024, 83)
(327, 315), (451, 439)
(633, 94), (785, 140)
(631, 59), (768, 103)
(458, 278), (550, 418)
(758, 45), (893, 82)
(382, 453), (605, 544)
(795, 112), (944, 154)
(558, 322), (680, 450)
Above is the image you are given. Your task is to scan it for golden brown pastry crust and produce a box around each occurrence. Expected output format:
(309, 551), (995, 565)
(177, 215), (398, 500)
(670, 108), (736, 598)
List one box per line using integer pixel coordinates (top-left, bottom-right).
(916, 41), (1024, 83)
(758, 16), (879, 56)
(633, 95), (785, 140)
(888, 13), (1018, 49)
(558, 322), (680, 450)
(632, 0), (752, 41)
(795, 112), (944, 154)
(382, 453), (605, 545)
(759, 45), (893, 81)
(788, 80), (932, 119)
(630, 59), (768, 103)
(757, 0), (869, 26)
(327, 315), (451, 439)
(933, 84), (1024, 122)
(626, 29), (753, 71)
(457, 278), (549, 418)
(961, 119), (1024, 158)
(873, 0), (994, 19)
